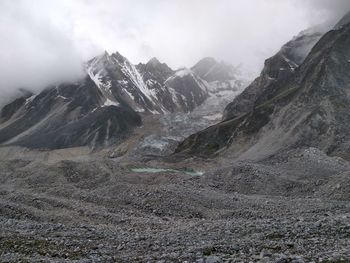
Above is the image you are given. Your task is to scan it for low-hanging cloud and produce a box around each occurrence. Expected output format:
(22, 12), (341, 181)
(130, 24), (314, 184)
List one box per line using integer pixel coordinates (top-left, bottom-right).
(0, 0), (87, 105)
(300, 0), (350, 22)
(1, 0), (350, 106)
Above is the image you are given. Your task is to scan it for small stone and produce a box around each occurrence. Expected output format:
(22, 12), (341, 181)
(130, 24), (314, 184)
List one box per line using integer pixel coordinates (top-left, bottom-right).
(291, 258), (305, 263)
(206, 256), (223, 263)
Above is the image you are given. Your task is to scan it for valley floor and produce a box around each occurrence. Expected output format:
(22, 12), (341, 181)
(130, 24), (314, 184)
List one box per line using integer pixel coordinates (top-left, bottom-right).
(0, 153), (349, 263)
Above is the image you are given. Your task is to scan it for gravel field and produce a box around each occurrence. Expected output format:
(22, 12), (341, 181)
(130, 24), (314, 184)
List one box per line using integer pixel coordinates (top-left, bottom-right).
(0, 149), (349, 262)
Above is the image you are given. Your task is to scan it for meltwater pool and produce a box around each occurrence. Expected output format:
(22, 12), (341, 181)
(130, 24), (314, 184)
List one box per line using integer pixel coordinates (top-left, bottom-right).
(131, 167), (204, 176)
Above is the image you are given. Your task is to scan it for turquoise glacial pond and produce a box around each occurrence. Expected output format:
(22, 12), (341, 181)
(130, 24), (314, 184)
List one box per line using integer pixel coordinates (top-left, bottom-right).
(131, 168), (204, 176)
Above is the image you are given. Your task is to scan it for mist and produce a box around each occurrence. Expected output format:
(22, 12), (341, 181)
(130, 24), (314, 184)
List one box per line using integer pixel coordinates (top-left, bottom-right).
(1, 0), (350, 105)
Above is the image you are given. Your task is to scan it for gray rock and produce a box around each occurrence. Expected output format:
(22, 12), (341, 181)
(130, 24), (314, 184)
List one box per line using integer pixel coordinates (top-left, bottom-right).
(205, 256), (223, 263)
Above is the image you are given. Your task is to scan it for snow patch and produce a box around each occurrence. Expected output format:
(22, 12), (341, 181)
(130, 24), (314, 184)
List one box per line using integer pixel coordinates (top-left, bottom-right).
(117, 57), (158, 102)
(56, 95), (68, 100)
(175, 68), (193, 78)
(103, 98), (120, 107)
(25, 95), (36, 105)
(203, 113), (222, 121)
(282, 55), (298, 70)
(168, 87), (180, 105)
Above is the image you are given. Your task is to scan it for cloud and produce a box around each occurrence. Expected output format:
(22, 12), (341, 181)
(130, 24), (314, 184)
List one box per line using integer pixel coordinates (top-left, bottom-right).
(298, 0), (350, 23)
(0, 0), (349, 105)
(0, 1), (86, 100)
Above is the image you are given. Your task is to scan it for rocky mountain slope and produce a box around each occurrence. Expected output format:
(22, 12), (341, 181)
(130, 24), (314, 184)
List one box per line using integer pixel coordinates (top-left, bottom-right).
(87, 52), (209, 114)
(222, 26), (327, 121)
(0, 77), (142, 149)
(335, 11), (350, 29)
(176, 19), (350, 160)
(0, 52), (244, 150)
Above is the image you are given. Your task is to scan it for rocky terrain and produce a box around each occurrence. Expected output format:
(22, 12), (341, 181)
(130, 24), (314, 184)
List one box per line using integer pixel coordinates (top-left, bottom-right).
(0, 147), (350, 262)
(1, 10), (350, 263)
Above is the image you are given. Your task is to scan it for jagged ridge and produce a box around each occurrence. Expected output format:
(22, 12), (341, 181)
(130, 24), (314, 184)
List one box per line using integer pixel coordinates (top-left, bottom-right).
(175, 21), (350, 160)
(0, 51), (243, 150)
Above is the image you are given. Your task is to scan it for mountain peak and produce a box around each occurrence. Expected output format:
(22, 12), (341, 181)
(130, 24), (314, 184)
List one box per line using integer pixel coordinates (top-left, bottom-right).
(88, 51), (109, 63)
(192, 57), (236, 82)
(191, 57), (218, 74)
(198, 57), (217, 64)
(147, 57), (161, 66)
(144, 57), (173, 73)
(136, 57), (174, 82)
(111, 51), (128, 63)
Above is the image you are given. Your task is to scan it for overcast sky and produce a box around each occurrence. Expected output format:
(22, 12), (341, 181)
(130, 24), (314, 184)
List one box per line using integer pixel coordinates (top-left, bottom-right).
(1, 0), (350, 102)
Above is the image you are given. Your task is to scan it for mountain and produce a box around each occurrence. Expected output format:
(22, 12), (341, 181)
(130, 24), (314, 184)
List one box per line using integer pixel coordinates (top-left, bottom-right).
(222, 26), (326, 121)
(192, 57), (237, 82)
(164, 68), (209, 111)
(192, 57), (246, 95)
(87, 52), (209, 114)
(334, 11), (350, 29)
(127, 59), (248, 158)
(0, 76), (142, 149)
(0, 52), (213, 150)
(175, 21), (350, 160)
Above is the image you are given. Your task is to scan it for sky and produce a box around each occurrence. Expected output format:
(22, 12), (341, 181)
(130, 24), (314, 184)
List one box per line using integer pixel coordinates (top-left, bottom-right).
(0, 0), (350, 104)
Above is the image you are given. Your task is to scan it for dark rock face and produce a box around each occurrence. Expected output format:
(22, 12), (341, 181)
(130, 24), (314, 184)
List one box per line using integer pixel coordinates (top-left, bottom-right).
(87, 52), (209, 114)
(0, 96), (30, 124)
(164, 69), (209, 111)
(176, 21), (350, 160)
(137, 57), (174, 83)
(223, 27), (326, 121)
(136, 58), (179, 113)
(136, 59), (210, 113)
(0, 76), (141, 150)
(87, 52), (162, 114)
